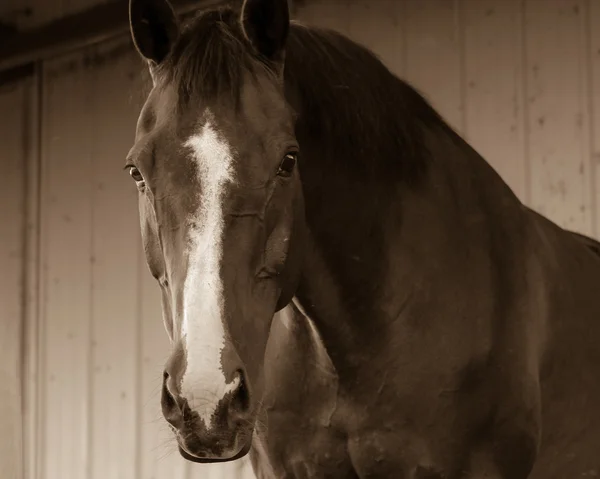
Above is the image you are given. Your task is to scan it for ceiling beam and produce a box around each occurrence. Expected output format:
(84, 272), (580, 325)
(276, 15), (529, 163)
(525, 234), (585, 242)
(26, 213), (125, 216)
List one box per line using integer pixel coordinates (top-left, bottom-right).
(0, 0), (227, 74)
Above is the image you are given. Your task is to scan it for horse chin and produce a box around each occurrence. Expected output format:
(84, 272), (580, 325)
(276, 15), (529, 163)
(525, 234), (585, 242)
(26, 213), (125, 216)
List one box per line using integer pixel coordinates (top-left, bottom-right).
(178, 439), (252, 463)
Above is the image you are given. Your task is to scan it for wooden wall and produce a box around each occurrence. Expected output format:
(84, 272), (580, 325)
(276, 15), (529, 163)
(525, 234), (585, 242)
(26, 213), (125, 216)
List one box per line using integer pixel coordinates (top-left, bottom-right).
(0, 1), (598, 478)
(0, 76), (25, 479)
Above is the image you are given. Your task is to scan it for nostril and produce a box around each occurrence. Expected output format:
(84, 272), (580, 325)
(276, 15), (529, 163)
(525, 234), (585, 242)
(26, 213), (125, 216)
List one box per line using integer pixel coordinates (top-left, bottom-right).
(163, 370), (174, 396)
(162, 383), (176, 409)
(230, 370), (251, 414)
(163, 370), (179, 398)
(161, 370), (183, 427)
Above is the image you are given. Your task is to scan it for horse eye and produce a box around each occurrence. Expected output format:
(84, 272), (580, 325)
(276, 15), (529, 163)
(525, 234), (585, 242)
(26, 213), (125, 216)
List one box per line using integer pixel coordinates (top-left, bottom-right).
(277, 153), (297, 177)
(129, 167), (144, 182)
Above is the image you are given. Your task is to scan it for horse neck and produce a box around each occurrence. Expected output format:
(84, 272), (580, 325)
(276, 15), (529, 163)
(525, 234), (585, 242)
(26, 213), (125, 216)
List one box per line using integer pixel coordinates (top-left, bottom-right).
(282, 28), (528, 379)
(289, 124), (411, 376)
(292, 112), (526, 381)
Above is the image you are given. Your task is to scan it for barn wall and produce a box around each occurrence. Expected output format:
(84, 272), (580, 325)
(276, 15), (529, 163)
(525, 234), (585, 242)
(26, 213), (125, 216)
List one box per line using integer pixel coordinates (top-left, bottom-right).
(14, 1), (600, 479)
(0, 77), (26, 479)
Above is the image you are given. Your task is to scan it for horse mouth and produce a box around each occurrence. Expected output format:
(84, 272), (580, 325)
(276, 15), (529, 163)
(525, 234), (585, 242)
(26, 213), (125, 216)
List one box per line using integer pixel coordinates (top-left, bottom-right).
(178, 439), (252, 463)
(171, 396), (256, 463)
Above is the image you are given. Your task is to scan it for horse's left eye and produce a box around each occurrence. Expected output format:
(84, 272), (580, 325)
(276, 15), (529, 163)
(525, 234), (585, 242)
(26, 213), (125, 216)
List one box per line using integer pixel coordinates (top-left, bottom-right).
(129, 167), (144, 182)
(277, 153), (297, 177)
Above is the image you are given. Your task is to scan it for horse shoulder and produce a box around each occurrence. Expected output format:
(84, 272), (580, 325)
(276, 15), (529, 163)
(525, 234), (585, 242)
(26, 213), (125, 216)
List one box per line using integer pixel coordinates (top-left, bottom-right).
(256, 302), (354, 478)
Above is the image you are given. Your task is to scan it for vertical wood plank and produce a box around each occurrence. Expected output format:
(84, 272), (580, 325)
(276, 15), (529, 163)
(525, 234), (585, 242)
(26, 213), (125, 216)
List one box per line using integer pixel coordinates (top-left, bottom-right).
(0, 79), (27, 479)
(344, 0), (405, 78)
(295, 0), (405, 78)
(294, 0), (351, 31)
(87, 40), (141, 479)
(23, 68), (41, 479)
(404, 0), (464, 133)
(40, 53), (93, 479)
(591, 0), (600, 155)
(525, 0), (592, 234)
(590, 0), (600, 237)
(462, 0), (527, 200)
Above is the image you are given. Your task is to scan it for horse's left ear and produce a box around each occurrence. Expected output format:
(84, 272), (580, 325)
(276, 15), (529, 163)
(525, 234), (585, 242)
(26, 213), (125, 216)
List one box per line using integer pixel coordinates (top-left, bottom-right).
(129, 0), (180, 67)
(240, 0), (290, 63)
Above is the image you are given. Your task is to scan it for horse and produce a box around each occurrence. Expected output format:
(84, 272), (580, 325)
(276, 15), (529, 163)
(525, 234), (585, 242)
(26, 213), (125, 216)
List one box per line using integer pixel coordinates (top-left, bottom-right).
(125, 0), (600, 477)
(567, 229), (600, 256)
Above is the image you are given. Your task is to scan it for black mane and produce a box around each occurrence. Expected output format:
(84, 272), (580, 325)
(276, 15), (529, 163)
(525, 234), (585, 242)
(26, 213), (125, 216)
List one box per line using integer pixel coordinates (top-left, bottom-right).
(157, 7), (266, 102)
(157, 4), (459, 183)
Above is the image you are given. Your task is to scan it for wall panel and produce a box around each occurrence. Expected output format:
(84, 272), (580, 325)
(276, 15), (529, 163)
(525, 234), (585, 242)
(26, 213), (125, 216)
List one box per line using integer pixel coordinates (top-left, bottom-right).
(295, 0), (351, 36)
(524, 0), (592, 234)
(462, 0), (527, 200)
(0, 74), (34, 479)
(87, 40), (140, 479)
(590, 0), (600, 237)
(404, 0), (464, 133)
(22, 67), (41, 479)
(344, 0), (405, 78)
(296, 0), (405, 76)
(40, 51), (94, 479)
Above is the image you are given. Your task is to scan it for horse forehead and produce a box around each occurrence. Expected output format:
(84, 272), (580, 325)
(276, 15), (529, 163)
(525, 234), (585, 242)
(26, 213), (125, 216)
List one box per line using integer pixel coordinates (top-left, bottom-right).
(186, 120), (231, 160)
(241, 68), (286, 109)
(184, 114), (236, 183)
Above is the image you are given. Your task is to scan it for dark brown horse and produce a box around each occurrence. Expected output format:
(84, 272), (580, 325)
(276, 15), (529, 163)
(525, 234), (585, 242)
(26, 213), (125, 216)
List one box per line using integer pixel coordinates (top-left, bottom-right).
(125, 0), (600, 477)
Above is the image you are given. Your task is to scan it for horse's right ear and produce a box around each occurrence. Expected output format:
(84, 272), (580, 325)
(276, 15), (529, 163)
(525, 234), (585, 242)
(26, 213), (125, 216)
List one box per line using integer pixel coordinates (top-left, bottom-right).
(129, 0), (179, 67)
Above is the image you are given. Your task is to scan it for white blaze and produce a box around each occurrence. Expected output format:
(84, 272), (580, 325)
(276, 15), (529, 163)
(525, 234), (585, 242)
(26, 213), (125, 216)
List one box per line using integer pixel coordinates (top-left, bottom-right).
(180, 115), (240, 429)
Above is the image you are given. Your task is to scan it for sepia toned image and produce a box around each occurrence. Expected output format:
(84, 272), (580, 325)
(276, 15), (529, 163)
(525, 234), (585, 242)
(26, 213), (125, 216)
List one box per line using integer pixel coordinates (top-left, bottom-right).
(1, 1), (600, 478)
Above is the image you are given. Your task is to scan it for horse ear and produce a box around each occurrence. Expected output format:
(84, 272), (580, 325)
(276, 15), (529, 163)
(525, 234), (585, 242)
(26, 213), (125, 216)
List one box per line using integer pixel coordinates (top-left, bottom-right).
(129, 0), (179, 67)
(240, 0), (290, 63)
